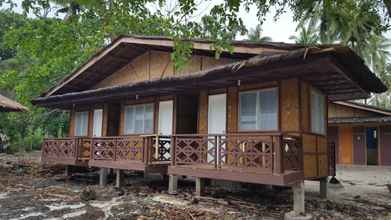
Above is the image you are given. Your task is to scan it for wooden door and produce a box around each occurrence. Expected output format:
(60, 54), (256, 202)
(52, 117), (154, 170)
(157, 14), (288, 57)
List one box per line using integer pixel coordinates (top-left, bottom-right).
(339, 127), (353, 164)
(158, 100), (174, 135)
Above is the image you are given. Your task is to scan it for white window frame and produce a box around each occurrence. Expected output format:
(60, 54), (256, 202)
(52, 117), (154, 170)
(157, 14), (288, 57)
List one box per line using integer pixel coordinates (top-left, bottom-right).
(310, 88), (326, 135)
(124, 103), (154, 134)
(238, 87), (279, 131)
(74, 111), (89, 137)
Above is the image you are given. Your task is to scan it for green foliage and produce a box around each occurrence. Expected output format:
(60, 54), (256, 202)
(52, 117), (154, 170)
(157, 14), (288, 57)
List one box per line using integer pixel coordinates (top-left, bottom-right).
(247, 24), (272, 42)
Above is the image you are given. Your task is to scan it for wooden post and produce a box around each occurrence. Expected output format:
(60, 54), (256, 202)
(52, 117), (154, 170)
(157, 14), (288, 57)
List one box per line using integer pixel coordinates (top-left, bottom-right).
(99, 168), (108, 187)
(214, 135), (218, 168)
(320, 177), (328, 198)
(168, 175), (178, 194)
(284, 181), (313, 220)
(64, 165), (69, 177)
(293, 181), (305, 214)
(115, 169), (121, 188)
(171, 136), (176, 166)
(274, 135), (284, 174)
(195, 177), (204, 197)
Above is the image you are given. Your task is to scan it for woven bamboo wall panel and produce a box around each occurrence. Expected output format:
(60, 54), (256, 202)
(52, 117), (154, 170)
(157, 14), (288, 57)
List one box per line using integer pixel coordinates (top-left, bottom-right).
(280, 79), (300, 132)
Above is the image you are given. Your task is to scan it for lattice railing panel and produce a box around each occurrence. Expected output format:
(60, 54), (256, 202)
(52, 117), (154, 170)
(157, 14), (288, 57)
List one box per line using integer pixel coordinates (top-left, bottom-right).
(172, 133), (303, 174)
(42, 138), (77, 161)
(219, 136), (274, 172)
(150, 136), (171, 162)
(92, 138), (116, 160)
(116, 136), (144, 161)
(91, 136), (144, 161)
(174, 136), (214, 165)
(282, 137), (302, 171)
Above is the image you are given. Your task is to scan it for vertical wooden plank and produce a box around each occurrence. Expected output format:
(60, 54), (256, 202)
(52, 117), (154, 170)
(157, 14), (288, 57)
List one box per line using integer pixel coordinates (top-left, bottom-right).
(102, 104), (109, 136)
(226, 86), (238, 133)
(198, 90), (208, 134)
(87, 109), (93, 137)
(154, 98), (159, 134)
(303, 134), (317, 178)
(317, 136), (328, 177)
(68, 108), (75, 137)
(300, 81), (310, 133)
(328, 126), (339, 163)
(119, 104), (125, 135)
(339, 126), (353, 164)
(172, 96), (177, 135)
(280, 79), (300, 132)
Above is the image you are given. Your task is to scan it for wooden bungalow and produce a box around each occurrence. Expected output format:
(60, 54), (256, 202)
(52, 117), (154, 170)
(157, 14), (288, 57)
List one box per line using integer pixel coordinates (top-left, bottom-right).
(32, 35), (387, 217)
(328, 101), (391, 166)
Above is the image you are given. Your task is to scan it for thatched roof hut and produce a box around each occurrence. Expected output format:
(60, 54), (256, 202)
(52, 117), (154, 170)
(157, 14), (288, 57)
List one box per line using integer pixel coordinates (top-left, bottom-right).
(0, 94), (28, 112)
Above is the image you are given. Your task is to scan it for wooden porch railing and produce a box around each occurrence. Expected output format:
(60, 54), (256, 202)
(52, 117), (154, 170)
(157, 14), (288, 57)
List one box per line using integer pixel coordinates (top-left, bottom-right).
(42, 133), (304, 175)
(41, 137), (91, 162)
(90, 135), (171, 165)
(171, 133), (303, 174)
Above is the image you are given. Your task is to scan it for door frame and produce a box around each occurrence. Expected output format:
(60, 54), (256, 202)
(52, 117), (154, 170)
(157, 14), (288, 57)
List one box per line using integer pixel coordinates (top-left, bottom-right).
(92, 108), (104, 137)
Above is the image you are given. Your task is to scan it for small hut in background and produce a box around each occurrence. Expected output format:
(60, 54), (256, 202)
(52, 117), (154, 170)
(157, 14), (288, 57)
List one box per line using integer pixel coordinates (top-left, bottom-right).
(0, 94), (28, 152)
(0, 94), (28, 112)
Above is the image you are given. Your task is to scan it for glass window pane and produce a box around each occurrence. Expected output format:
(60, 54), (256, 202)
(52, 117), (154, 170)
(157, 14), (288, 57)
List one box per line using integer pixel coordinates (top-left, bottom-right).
(134, 105), (144, 133)
(311, 89), (325, 134)
(258, 88), (278, 130)
(124, 103), (154, 134)
(239, 92), (257, 130)
(75, 111), (88, 136)
(124, 106), (134, 134)
(144, 104), (154, 133)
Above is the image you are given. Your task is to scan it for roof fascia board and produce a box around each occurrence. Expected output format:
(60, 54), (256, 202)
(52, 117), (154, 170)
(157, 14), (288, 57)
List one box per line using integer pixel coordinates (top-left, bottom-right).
(333, 101), (391, 116)
(45, 38), (126, 97)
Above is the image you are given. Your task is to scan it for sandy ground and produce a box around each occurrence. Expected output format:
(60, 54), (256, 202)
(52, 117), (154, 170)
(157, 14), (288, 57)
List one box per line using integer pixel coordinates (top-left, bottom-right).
(0, 151), (390, 220)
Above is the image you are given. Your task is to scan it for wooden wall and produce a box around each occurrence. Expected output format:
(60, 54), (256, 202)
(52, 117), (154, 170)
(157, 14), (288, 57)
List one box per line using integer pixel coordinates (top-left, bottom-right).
(280, 79), (300, 132)
(93, 50), (237, 89)
(379, 126), (391, 166)
(328, 103), (379, 118)
(197, 90), (209, 134)
(194, 79), (329, 178)
(297, 81), (328, 178)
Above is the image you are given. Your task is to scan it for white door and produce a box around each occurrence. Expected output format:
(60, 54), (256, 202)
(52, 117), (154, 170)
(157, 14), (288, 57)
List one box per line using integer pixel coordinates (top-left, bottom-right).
(208, 94), (227, 162)
(158, 100), (173, 160)
(158, 100), (173, 135)
(92, 109), (103, 137)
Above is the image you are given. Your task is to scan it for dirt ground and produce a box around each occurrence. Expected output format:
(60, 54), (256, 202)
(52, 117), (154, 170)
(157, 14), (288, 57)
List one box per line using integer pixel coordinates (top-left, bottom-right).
(0, 151), (390, 220)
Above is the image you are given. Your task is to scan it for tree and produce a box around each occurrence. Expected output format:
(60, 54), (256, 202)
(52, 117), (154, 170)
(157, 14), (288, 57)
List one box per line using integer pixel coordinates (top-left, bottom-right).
(289, 18), (319, 45)
(247, 24), (272, 42)
(0, 10), (26, 61)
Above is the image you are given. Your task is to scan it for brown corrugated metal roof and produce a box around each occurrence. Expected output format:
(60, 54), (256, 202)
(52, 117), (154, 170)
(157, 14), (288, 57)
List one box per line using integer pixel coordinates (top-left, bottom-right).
(32, 46), (387, 108)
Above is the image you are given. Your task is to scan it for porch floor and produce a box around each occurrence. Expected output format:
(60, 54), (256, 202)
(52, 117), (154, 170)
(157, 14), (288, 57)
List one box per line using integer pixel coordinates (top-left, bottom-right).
(88, 160), (169, 174)
(42, 157), (89, 167)
(168, 164), (303, 186)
